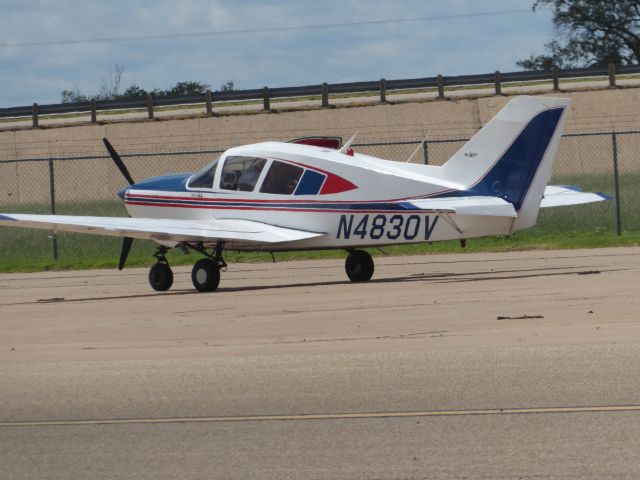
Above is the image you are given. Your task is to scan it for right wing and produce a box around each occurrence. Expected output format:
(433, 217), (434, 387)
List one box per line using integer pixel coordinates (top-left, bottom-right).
(0, 214), (325, 248)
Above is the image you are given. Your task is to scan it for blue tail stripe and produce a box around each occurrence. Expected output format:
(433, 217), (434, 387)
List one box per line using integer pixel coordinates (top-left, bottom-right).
(435, 107), (564, 210)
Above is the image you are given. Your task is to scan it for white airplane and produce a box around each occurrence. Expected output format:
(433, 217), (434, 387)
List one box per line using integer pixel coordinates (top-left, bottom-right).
(0, 96), (608, 292)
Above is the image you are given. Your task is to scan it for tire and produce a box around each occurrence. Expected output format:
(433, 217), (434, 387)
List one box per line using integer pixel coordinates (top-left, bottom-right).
(149, 262), (173, 291)
(191, 259), (221, 292)
(345, 250), (374, 282)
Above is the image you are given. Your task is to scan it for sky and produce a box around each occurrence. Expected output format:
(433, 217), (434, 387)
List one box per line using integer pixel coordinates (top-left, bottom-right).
(0, 0), (555, 107)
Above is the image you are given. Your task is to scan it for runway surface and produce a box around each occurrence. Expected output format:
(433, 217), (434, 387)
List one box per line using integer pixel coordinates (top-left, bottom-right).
(1, 247), (639, 479)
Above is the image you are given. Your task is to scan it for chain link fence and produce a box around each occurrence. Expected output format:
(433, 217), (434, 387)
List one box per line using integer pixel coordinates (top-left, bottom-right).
(0, 132), (637, 266)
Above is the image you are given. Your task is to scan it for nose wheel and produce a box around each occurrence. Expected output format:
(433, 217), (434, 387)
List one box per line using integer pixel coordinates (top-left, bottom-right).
(345, 250), (374, 282)
(149, 260), (174, 291)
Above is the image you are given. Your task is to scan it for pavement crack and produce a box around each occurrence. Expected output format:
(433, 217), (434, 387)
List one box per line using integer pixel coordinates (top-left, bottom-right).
(272, 330), (448, 345)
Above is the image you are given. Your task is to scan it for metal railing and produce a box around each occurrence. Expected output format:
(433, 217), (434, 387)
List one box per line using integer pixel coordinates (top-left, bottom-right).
(2, 64), (638, 127)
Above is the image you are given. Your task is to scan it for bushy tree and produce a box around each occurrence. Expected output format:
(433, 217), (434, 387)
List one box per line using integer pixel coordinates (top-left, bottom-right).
(60, 88), (89, 103)
(121, 84), (147, 98)
(60, 66), (234, 102)
(518, 0), (640, 70)
(219, 81), (234, 92)
(152, 81), (212, 97)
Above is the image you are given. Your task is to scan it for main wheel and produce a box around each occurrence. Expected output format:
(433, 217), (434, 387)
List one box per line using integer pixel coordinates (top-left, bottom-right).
(191, 258), (221, 292)
(149, 262), (173, 291)
(345, 250), (374, 282)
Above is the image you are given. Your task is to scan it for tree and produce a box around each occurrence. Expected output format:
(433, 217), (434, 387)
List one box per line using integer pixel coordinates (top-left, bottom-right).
(61, 73), (231, 102)
(61, 88), (89, 103)
(99, 64), (125, 100)
(517, 0), (640, 70)
(218, 81), (234, 92)
(152, 81), (211, 97)
(121, 84), (147, 98)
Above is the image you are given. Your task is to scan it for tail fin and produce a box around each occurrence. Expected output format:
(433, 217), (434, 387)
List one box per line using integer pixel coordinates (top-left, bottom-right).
(439, 96), (570, 230)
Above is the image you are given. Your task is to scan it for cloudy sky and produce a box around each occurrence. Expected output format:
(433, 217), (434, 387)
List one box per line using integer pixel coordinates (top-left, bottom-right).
(0, 0), (554, 107)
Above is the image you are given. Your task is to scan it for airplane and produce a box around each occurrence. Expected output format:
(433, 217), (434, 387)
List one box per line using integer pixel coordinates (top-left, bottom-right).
(0, 96), (609, 292)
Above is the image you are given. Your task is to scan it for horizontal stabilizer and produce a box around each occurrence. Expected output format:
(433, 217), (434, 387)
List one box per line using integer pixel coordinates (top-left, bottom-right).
(409, 196), (517, 217)
(0, 214), (324, 246)
(541, 186), (610, 208)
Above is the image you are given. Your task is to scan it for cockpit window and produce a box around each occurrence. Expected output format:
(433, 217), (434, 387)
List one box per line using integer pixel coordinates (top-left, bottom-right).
(220, 156), (267, 192)
(260, 160), (304, 195)
(187, 156), (219, 189)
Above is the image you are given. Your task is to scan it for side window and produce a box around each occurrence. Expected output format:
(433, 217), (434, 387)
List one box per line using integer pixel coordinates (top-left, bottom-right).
(188, 158), (219, 189)
(260, 161), (304, 195)
(220, 156), (267, 192)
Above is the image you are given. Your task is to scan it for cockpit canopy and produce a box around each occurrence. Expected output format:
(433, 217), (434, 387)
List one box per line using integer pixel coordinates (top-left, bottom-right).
(187, 149), (356, 196)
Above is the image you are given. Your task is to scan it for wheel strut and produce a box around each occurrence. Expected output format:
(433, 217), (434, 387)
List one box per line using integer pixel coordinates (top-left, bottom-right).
(149, 246), (173, 291)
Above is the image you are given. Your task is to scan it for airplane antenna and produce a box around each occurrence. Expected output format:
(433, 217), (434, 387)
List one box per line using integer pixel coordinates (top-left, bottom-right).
(405, 134), (428, 163)
(338, 132), (358, 154)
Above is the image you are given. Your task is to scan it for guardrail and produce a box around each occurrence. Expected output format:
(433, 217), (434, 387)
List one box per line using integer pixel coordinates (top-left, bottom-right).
(1, 63), (639, 127)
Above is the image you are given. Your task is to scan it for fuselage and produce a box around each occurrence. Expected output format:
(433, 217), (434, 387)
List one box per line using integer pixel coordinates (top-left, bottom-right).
(121, 142), (514, 250)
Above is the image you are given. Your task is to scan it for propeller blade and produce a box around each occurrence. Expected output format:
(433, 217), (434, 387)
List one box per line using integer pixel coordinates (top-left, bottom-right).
(103, 137), (135, 186)
(118, 236), (134, 270)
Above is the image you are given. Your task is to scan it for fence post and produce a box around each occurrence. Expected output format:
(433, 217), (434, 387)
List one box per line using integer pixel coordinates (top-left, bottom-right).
(380, 78), (387, 103)
(612, 132), (622, 235)
(436, 75), (444, 98)
(494, 71), (502, 95)
(90, 98), (97, 123)
(321, 83), (329, 107)
(146, 93), (154, 119)
(422, 140), (429, 165)
(262, 87), (270, 110)
(48, 156), (58, 260)
(608, 63), (616, 88)
(552, 67), (560, 91)
(32, 103), (39, 128)
(205, 90), (213, 116)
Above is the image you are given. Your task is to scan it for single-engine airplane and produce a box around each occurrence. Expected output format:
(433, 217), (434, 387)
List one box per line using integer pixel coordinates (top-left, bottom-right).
(0, 96), (608, 292)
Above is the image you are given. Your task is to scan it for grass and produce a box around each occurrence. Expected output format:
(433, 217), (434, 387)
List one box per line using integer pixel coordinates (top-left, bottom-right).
(1, 171), (638, 273)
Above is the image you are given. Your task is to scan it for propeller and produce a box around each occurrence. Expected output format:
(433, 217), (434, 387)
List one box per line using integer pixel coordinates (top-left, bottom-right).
(118, 236), (134, 271)
(103, 137), (135, 185)
(103, 137), (135, 270)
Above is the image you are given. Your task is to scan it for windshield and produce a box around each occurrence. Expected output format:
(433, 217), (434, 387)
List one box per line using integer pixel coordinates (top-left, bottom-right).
(187, 155), (220, 189)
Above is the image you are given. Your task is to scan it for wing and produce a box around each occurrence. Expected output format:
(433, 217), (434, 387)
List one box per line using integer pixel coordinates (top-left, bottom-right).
(0, 214), (325, 248)
(408, 196), (517, 217)
(541, 185), (610, 208)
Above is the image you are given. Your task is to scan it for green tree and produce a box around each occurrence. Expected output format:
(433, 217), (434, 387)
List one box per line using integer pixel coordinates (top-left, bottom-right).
(61, 88), (89, 103)
(121, 84), (147, 98)
(218, 81), (234, 92)
(152, 81), (211, 97)
(517, 0), (640, 70)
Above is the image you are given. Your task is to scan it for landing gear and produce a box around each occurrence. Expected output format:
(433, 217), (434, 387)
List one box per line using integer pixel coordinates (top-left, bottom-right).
(149, 260), (173, 291)
(345, 250), (374, 282)
(146, 243), (226, 292)
(188, 241), (225, 292)
(191, 259), (220, 292)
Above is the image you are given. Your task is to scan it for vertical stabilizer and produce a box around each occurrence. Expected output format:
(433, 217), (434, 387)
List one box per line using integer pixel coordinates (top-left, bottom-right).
(438, 96), (570, 230)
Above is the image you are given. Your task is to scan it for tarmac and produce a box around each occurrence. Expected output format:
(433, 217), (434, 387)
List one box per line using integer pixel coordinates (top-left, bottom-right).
(1, 247), (639, 479)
